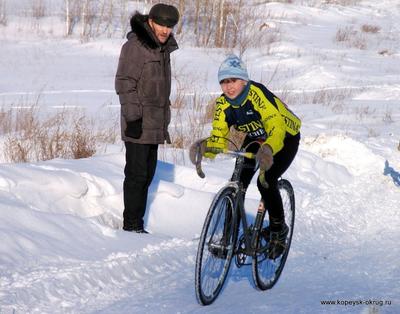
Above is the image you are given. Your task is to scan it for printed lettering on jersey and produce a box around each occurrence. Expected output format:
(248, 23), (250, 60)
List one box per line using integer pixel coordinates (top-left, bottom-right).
(209, 135), (221, 143)
(214, 98), (227, 121)
(249, 128), (266, 138)
(236, 121), (266, 139)
(265, 113), (277, 121)
(237, 120), (263, 132)
(214, 106), (223, 121)
(283, 116), (301, 133)
(267, 126), (275, 137)
(275, 98), (302, 134)
(249, 89), (266, 109)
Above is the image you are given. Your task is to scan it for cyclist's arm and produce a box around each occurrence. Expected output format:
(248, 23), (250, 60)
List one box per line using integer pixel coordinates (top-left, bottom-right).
(257, 97), (287, 155)
(207, 99), (230, 152)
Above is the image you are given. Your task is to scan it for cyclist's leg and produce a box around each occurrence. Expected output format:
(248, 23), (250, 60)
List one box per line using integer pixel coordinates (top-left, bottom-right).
(225, 137), (259, 236)
(257, 134), (300, 231)
(236, 137), (260, 190)
(239, 159), (257, 190)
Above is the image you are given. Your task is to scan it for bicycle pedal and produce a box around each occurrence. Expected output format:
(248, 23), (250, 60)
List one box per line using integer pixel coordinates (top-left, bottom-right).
(235, 235), (252, 267)
(267, 241), (286, 260)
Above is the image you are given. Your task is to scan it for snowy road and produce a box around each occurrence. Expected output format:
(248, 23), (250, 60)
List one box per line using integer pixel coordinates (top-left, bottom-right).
(1, 135), (399, 313)
(1, 0), (400, 313)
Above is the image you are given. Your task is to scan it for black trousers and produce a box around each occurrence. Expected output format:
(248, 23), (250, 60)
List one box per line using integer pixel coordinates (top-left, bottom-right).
(123, 142), (158, 230)
(239, 133), (300, 231)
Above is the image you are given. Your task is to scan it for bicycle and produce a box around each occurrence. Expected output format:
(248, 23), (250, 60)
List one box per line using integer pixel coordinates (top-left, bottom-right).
(192, 139), (295, 305)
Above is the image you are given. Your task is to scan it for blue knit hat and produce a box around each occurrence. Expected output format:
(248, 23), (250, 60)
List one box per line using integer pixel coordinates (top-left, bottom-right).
(218, 54), (249, 83)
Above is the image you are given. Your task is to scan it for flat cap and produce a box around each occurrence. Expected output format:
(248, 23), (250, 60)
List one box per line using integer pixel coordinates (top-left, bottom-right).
(149, 3), (179, 28)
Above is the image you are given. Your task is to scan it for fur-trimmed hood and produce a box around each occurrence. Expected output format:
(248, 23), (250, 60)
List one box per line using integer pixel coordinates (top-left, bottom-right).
(128, 12), (178, 52)
(115, 12), (179, 145)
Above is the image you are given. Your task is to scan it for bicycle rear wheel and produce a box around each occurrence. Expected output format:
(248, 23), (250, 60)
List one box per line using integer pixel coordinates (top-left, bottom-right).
(252, 179), (295, 290)
(195, 184), (239, 305)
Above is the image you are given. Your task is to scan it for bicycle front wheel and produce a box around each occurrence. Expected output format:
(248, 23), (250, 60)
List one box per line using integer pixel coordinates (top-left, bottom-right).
(252, 179), (295, 290)
(195, 184), (239, 305)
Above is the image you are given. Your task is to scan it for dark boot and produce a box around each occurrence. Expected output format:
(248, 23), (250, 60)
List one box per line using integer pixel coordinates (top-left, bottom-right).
(123, 226), (149, 234)
(267, 223), (289, 259)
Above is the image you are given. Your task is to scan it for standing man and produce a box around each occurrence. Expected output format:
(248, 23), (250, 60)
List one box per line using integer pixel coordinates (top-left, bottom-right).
(115, 4), (179, 233)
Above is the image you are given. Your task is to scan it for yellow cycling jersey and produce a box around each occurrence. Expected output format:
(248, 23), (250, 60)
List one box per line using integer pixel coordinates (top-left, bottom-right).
(207, 81), (301, 155)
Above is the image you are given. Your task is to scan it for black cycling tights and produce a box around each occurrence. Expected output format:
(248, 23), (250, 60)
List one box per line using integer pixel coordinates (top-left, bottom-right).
(237, 133), (300, 231)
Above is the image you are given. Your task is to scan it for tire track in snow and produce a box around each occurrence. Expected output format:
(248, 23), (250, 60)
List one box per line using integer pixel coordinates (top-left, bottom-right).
(0, 238), (197, 314)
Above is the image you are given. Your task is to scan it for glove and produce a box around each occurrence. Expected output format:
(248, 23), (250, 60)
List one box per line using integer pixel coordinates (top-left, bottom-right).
(256, 144), (273, 171)
(204, 147), (218, 159)
(125, 118), (142, 139)
(204, 136), (225, 159)
(189, 137), (224, 164)
(189, 139), (207, 165)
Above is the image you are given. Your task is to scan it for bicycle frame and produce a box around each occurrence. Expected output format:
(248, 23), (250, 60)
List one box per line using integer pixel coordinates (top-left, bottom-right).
(193, 138), (269, 258)
(194, 138), (296, 304)
(229, 152), (267, 259)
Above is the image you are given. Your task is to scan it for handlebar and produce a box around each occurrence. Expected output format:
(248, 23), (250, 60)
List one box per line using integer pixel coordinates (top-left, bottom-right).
(194, 146), (269, 188)
(208, 148), (255, 159)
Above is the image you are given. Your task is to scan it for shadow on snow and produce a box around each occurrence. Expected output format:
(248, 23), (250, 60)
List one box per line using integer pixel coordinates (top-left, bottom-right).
(384, 160), (400, 187)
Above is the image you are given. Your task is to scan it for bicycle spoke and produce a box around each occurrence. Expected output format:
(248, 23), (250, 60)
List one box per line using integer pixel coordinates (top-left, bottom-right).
(195, 185), (238, 305)
(252, 179), (295, 290)
(207, 198), (226, 244)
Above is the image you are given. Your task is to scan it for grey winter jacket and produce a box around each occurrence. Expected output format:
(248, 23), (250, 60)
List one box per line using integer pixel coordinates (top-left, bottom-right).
(115, 12), (178, 144)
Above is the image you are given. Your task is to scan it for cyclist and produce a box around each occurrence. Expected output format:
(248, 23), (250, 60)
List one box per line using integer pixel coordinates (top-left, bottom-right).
(191, 54), (301, 259)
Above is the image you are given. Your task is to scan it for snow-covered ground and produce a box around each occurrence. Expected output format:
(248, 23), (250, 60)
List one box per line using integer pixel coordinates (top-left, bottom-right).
(1, 1), (400, 313)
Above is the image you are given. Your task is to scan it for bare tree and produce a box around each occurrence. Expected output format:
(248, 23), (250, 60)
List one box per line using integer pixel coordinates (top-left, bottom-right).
(200, 0), (216, 46)
(64, 0), (85, 37)
(194, 0), (200, 35)
(176, 0), (185, 35)
(214, 0), (224, 47)
(119, 0), (131, 38)
(65, 0), (73, 35)
(81, 0), (90, 39)
(31, 0), (46, 19)
(0, 0), (7, 26)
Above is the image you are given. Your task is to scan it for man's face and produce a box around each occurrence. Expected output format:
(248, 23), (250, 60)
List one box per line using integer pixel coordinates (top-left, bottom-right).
(148, 19), (173, 43)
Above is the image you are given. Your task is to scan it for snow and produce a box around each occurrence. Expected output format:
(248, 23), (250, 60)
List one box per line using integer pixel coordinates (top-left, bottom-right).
(1, 1), (400, 313)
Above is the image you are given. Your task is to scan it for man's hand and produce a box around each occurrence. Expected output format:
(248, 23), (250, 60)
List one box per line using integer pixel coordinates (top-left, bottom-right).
(125, 118), (142, 139)
(256, 144), (274, 171)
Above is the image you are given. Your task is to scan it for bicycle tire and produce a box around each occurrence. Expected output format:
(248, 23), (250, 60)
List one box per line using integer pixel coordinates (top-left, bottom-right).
(195, 184), (239, 305)
(252, 179), (295, 290)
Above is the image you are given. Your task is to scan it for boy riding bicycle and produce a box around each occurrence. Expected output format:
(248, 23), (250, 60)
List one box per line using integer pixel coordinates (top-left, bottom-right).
(191, 54), (301, 259)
